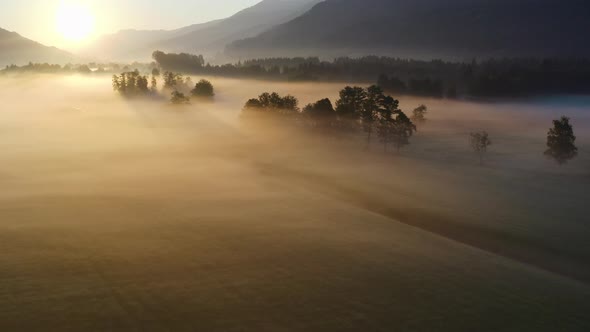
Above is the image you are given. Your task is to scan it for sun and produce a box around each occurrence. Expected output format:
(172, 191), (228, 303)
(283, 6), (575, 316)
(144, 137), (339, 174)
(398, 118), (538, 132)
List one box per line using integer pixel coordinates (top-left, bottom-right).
(56, 2), (95, 42)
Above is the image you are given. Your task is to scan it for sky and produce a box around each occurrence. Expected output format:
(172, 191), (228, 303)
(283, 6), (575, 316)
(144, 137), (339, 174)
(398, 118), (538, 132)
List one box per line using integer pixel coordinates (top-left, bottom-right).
(0, 0), (261, 49)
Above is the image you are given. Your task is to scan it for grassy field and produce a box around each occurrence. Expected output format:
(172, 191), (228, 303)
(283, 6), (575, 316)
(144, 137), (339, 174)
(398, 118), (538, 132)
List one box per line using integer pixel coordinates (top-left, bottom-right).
(0, 76), (589, 331)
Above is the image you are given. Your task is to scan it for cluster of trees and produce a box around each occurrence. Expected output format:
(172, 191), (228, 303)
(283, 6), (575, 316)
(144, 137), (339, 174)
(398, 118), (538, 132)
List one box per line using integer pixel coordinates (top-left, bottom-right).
(243, 86), (418, 152)
(152, 51), (205, 73)
(112, 70), (154, 97)
(162, 71), (192, 91)
(112, 68), (215, 104)
(161, 72), (215, 103)
(152, 52), (590, 98)
(244, 92), (299, 114)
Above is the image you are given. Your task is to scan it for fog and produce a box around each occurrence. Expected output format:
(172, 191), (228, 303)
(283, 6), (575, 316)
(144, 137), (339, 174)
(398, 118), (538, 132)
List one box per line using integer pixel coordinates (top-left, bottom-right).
(1, 75), (589, 331)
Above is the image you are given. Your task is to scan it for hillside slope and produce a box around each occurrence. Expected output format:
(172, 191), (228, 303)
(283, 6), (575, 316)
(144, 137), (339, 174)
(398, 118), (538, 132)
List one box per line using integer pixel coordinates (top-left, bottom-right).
(0, 28), (74, 66)
(83, 0), (323, 62)
(227, 0), (590, 59)
(81, 19), (224, 62)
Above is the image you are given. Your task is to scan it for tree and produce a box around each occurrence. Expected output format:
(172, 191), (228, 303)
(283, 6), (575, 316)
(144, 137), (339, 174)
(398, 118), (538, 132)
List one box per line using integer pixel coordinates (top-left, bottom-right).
(303, 98), (335, 118)
(544, 116), (578, 165)
(335, 86), (367, 133)
(411, 104), (428, 123)
(469, 131), (492, 165)
(302, 98), (336, 131)
(244, 98), (263, 110)
(191, 79), (215, 98)
(362, 85), (384, 146)
(163, 72), (183, 90)
(171, 91), (190, 105)
(280, 95), (299, 113)
(377, 110), (416, 153)
(152, 68), (160, 77)
(362, 86), (401, 147)
(150, 75), (158, 92)
(389, 111), (417, 152)
(335, 86), (366, 119)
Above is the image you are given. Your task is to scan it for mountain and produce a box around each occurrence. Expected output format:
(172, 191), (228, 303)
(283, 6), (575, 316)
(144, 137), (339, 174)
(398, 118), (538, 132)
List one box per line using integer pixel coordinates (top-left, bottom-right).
(82, 19), (224, 62)
(155, 0), (322, 56)
(227, 0), (590, 60)
(0, 28), (74, 67)
(83, 0), (323, 62)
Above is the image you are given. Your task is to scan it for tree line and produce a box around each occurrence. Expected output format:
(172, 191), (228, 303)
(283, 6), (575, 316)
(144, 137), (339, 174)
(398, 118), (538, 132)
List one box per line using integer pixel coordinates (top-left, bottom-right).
(1, 62), (156, 75)
(6, 54), (590, 99)
(242, 86), (579, 165)
(152, 52), (590, 98)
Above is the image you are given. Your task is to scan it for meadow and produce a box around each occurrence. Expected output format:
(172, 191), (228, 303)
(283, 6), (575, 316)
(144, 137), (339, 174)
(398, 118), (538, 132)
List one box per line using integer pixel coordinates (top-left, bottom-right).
(0, 75), (589, 331)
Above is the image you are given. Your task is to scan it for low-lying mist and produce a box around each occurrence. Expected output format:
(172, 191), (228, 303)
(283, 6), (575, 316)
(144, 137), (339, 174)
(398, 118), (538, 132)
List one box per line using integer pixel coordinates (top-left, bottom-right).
(1, 74), (589, 331)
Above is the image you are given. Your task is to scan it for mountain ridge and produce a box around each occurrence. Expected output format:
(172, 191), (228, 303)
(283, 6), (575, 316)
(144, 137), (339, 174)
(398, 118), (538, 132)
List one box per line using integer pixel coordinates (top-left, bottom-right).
(82, 0), (323, 62)
(0, 28), (74, 67)
(227, 0), (590, 60)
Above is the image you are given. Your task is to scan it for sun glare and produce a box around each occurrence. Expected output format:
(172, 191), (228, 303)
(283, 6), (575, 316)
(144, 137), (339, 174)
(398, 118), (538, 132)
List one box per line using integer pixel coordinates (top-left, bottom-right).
(56, 2), (95, 42)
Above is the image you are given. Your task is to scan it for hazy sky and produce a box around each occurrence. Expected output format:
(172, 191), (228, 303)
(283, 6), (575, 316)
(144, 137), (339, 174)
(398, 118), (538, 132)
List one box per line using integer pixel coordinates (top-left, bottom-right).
(0, 0), (261, 48)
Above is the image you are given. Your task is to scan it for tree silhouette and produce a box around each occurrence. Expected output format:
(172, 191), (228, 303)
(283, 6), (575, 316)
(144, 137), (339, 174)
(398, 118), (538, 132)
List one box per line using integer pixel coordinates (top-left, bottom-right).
(302, 98), (336, 132)
(171, 91), (190, 105)
(163, 72), (183, 90)
(390, 111), (417, 152)
(335, 86), (366, 133)
(281, 95), (299, 113)
(191, 79), (215, 98)
(244, 98), (263, 110)
(378, 109), (416, 153)
(545, 116), (578, 165)
(153, 51), (204, 73)
(411, 104), (428, 123)
(112, 70), (150, 97)
(469, 131), (492, 165)
(335, 86), (366, 119)
(242, 92), (299, 114)
(334, 85), (401, 145)
(362, 86), (384, 146)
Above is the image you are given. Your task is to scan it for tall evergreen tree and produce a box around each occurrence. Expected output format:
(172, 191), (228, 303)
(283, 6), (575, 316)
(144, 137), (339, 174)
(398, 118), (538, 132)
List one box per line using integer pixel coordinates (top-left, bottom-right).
(545, 116), (578, 165)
